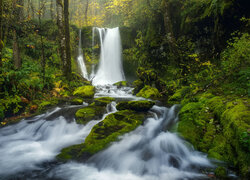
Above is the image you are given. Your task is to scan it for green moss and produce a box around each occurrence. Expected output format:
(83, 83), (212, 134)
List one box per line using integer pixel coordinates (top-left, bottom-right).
(58, 110), (146, 160)
(71, 98), (83, 105)
(178, 94), (250, 177)
(215, 166), (227, 179)
(136, 85), (161, 99)
(168, 86), (191, 103)
(132, 80), (144, 95)
(92, 97), (115, 106)
(73, 85), (95, 98)
(113, 81), (128, 87)
(75, 105), (106, 124)
(116, 100), (155, 112)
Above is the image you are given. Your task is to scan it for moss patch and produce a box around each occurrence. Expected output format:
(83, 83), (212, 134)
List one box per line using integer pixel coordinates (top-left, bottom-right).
(73, 86), (95, 98)
(113, 81), (128, 88)
(75, 105), (106, 124)
(71, 98), (84, 105)
(116, 100), (155, 112)
(177, 94), (250, 177)
(136, 85), (161, 99)
(57, 110), (146, 161)
(92, 97), (115, 106)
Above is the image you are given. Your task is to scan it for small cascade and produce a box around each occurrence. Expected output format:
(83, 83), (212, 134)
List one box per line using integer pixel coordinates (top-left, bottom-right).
(92, 27), (125, 85)
(77, 29), (88, 80)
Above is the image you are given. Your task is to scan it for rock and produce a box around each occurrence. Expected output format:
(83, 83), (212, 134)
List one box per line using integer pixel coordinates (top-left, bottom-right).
(92, 97), (115, 106)
(116, 100), (155, 112)
(215, 166), (227, 179)
(57, 110), (146, 161)
(73, 86), (95, 98)
(132, 80), (144, 95)
(136, 85), (161, 99)
(113, 81), (128, 88)
(71, 98), (83, 105)
(75, 105), (106, 124)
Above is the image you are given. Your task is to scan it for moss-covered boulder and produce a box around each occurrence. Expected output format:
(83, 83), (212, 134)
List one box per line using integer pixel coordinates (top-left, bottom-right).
(178, 93), (250, 177)
(168, 86), (191, 103)
(92, 97), (115, 106)
(75, 105), (106, 124)
(71, 98), (84, 105)
(113, 81), (128, 88)
(136, 85), (161, 99)
(73, 86), (95, 98)
(116, 100), (155, 112)
(57, 110), (146, 161)
(132, 79), (144, 95)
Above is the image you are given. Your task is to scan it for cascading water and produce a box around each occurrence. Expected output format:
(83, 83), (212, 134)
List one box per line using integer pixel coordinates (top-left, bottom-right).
(77, 29), (88, 80)
(92, 27), (125, 85)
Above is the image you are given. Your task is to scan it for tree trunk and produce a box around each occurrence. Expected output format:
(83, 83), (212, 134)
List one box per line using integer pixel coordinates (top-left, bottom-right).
(0, 0), (3, 69)
(38, 10), (46, 82)
(13, 0), (21, 69)
(56, 0), (66, 74)
(85, 0), (89, 26)
(64, 0), (71, 80)
(30, 0), (35, 19)
(162, 0), (178, 55)
(13, 30), (21, 69)
(50, 0), (54, 20)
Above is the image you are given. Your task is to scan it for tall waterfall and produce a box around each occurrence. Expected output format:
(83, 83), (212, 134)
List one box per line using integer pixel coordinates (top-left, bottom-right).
(77, 29), (88, 80)
(92, 27), (125, 85)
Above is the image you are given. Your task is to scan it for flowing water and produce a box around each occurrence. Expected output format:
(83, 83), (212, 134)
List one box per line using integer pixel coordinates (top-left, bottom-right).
(0, 27), (215, 180)
(0, 86), (214, 180)
(77, 29), (88, 80)
(92, 27), (125, 85)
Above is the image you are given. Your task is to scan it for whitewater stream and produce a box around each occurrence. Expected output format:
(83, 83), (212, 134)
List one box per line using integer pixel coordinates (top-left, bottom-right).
(0, 27), (215, 180)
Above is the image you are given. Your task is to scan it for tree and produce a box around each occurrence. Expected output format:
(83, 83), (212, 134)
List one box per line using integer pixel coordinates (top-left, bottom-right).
(64, 0), (71, 80)
(12, 0), (23, 69)
(0, 0), (2, 69)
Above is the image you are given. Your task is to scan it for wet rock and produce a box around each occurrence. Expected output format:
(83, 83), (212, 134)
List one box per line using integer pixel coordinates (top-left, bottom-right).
(73, 85), (95, 98)
(57, 110), (146, 161)
(113, 81), (129, 88)
(75, 105), (106, 124)
(71, 98), (84, 105)
(92, 97), (115, 106)
(116, 100), (155, 112)
(136, 85), (161, 99)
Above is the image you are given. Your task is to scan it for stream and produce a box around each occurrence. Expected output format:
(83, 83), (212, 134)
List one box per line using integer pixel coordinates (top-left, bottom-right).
(0, 86), (214, 180)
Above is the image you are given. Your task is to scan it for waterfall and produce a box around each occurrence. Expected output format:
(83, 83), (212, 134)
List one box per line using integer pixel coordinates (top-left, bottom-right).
(92, 27), (125, 85)
(77, 29), (88, 80)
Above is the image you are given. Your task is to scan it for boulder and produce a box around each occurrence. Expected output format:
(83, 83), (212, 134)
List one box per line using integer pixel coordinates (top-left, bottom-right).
(136, 85), (161, 99)
(113, 81), (128, 88)
(71, 98), (84, 105)
(116, 100), (155, 112)
(92, 97), (115, 106)
(75, 105), (106, 124)
(57, 110), (146, 161)
(73, 86), (95, 98)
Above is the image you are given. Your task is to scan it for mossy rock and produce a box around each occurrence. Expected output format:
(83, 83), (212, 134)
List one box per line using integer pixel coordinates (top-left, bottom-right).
(113, 81), (128, 88)
(215, 166), (227, 179)
(132, 79), (144, 95)
(38, 99), (58, 111)
(136, 85), (161, 99)
(75, 105), (106, 124)
(168, 86), (191, 103)
(116, 100), (155, 112)
(71, 98), (84, 105)
(92, 97), (115, 106)
(178, 94), (250, 177)
(73, 85), (95, 98)
(57, 110), (146, 161)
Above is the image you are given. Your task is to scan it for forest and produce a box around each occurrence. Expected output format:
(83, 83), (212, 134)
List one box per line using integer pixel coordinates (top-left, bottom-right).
(0, 0), (249, 179)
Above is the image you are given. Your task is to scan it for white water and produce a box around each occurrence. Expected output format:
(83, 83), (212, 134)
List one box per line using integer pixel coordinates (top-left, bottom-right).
(49, 105), (212, 180)
(77, 29), (88, 80)
(92, 27), (125, 85)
